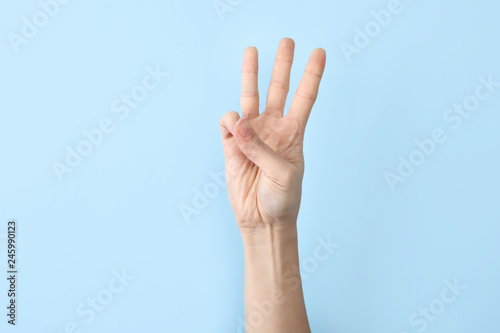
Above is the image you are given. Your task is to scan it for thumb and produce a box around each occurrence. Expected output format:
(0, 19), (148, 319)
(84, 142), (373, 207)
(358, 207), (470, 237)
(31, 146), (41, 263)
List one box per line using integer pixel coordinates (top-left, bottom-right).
(233, 117), (291, 179)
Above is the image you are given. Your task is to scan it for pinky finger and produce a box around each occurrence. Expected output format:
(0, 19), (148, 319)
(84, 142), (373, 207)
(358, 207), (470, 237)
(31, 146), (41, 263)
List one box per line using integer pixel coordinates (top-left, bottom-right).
(219, 111), (241, 140)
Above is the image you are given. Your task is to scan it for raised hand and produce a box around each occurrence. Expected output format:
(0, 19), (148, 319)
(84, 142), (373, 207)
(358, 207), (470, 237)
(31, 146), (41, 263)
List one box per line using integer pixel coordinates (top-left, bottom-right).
(219, 38), (326, 233)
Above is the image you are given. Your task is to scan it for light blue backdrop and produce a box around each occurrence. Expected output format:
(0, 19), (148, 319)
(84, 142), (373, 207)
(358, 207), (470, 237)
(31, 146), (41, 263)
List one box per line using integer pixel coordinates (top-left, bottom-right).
(1, 0), (499, 332)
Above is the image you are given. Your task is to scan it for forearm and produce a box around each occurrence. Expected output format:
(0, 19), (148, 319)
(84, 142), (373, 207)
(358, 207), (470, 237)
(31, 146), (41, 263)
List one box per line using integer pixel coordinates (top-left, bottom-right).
(241, 224), (310, 333)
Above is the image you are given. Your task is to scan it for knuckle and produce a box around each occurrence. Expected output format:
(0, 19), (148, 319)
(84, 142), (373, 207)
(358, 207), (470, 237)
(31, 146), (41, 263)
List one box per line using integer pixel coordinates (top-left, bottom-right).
(241, 90), (259, 98)
(220, 111), (238, 124)
(305, 68), (322, 78)
(269, 79), (289, 91)
(295, 88), (317, 101)
(250, 138), (266, 154)
(219, 117), (226, 128)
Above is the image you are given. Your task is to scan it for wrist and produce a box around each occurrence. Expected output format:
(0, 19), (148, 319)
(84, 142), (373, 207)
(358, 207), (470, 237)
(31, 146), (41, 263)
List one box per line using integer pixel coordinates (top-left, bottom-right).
(240, 224), (300, 285)
(240, 222), (298, 248)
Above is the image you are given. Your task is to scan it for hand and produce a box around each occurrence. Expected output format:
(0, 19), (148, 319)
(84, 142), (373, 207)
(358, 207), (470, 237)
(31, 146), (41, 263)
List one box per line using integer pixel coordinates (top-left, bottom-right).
(219, 38), (326, 234)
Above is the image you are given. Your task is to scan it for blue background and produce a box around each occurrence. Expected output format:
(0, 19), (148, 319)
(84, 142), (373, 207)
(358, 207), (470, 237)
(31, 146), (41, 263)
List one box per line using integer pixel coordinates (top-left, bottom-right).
(1, 0), (500, 332)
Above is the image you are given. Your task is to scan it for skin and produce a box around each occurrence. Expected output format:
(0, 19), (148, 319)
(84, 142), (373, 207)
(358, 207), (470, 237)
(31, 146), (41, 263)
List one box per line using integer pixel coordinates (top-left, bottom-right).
(219, 38), (326, 332)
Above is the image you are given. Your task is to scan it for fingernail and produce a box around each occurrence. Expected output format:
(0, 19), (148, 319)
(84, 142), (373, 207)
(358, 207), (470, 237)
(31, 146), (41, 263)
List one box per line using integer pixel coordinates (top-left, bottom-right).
(238, 118), (252, 138)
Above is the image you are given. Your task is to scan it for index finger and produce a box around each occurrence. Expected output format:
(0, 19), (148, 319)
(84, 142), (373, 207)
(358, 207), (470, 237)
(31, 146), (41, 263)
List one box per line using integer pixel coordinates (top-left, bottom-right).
(241, 47), (260, 118)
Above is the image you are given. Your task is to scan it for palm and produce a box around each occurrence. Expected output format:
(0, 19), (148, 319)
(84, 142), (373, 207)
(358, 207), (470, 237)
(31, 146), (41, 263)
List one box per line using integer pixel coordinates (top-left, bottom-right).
(224, 115), (304, 174)
(219, 39), (326, 230)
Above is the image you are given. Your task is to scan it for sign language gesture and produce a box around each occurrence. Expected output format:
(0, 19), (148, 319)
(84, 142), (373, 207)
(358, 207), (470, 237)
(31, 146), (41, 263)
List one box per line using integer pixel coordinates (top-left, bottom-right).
(219, 38), (326, 233)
